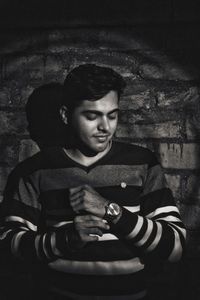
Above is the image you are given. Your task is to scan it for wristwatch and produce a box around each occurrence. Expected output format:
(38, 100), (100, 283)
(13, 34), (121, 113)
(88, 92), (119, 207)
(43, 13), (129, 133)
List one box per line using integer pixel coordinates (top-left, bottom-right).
(104, 202), (122, 222)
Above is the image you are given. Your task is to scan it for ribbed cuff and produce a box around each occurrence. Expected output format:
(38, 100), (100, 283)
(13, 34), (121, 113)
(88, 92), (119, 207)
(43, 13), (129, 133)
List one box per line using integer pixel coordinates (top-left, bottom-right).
(110, 207), (139, 237)
(55, 225), (73, 256)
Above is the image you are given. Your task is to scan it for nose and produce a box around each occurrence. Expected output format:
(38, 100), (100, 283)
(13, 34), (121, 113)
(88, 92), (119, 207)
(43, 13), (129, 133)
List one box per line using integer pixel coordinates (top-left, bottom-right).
(98, 116), (110, 132)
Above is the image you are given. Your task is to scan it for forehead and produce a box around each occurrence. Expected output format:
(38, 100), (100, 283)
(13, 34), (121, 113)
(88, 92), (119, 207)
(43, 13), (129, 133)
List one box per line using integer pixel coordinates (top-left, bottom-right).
(75, 90), (119, 112)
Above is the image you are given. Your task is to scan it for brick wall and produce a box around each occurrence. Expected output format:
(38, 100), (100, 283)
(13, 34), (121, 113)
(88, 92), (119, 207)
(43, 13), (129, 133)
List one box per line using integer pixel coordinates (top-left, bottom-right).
(1, 3), (200, 298)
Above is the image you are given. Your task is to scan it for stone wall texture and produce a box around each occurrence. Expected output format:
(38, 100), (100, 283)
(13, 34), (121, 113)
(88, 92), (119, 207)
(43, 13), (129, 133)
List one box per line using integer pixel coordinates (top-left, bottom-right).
(1, 1), (200, 299)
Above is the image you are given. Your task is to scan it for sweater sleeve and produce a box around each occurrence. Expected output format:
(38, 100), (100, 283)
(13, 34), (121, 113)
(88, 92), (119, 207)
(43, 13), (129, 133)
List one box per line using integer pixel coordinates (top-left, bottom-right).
(110, 158), (186, 262)
(0, 170), (73, 263)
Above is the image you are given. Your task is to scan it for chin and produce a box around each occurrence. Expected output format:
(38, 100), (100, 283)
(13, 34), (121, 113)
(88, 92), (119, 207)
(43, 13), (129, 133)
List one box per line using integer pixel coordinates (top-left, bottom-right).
(80, 139), (111, 156)
(93, 143), (108, 153)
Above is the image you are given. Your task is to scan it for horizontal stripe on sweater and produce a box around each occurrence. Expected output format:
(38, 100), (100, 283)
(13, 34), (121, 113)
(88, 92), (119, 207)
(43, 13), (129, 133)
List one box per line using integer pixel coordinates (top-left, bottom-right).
(49, 256), (144, 275)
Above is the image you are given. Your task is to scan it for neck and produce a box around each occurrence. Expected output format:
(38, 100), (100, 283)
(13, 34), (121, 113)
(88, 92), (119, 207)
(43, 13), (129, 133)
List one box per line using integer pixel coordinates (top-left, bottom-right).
(64, 141), (112, 167)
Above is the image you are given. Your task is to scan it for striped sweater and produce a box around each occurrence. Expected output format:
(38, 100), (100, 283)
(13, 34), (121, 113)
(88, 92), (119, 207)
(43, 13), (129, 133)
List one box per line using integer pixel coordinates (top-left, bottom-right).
(0, 141), (186, 298)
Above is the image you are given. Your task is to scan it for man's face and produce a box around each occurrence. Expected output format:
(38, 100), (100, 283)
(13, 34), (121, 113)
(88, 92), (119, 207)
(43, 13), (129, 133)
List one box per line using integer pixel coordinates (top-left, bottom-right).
(69, 90), (119, 154)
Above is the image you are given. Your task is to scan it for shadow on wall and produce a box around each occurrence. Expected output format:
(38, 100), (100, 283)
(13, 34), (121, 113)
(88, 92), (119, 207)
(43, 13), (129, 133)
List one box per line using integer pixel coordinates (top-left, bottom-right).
(25, 82), (68, 148)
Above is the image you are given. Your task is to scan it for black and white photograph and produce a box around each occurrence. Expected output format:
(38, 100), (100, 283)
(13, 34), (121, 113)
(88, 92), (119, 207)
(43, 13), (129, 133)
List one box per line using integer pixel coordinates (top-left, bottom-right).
(0, 1), (199, 299)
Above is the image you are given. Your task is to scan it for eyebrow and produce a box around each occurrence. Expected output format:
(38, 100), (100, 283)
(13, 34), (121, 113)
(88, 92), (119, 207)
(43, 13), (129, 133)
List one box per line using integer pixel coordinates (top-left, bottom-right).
(82, 108), (119, 115)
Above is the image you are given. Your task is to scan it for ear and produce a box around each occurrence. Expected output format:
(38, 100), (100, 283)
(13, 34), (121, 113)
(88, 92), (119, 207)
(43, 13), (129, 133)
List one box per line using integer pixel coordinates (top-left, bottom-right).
(59, 105), (68, 125)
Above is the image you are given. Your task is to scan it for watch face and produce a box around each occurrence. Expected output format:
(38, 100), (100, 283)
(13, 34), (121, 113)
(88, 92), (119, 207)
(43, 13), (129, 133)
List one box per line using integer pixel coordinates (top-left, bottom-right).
(108, 203), (120, 216)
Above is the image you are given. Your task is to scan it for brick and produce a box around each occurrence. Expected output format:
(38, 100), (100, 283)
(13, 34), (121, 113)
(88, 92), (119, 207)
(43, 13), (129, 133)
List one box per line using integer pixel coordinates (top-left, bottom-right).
(0, 167), (13, 192)
(0, 112), (27, 135)
(186, 99), (200, 139)
(179, 203), (200, 230)
(0, 81), (34, 107)
(186, 118), (200, 140)
(156, 87), (199, 108)
(19, 139), (40, 162)
(4, 55), (44, 81)
(123, 82), (199, 113)
(182, 175), (200, 201)
(0, 140), (19, 166)
(123, 78), (152, 96)
(119, 111), (144, 125)
(43, 55), (65, 82)
(119, 108), (181, 125)
(66, 49), (138, 77)
(139, 64), (164, 80)
(158, 143), (200, 169)
(5, 55), (43, 74)
(120, 92), (156, 110)
(165, 174), (181, 199)
(0, 88), (10, 106)
(124, 77), (194, 96)
(44, 55), (64, 73)
(121, 79), (199, 110)
(28, 69), (45, 81)
(47, 33), (76, 54)
(116, 121), (181, 139)
(138, 50), (200, 81)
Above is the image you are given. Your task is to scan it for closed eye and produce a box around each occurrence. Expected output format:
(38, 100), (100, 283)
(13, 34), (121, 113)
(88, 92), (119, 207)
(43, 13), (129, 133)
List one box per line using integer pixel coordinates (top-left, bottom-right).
(108, 111), (118, 120)
(83, 109), (119, 121)
(84, 113), (98, 120)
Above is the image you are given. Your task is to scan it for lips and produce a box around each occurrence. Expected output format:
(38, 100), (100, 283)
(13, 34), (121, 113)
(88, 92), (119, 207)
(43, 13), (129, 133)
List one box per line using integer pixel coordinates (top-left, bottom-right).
(94, 135), (110, 142)
(94, 135), (109, 138)
(94, 133), (110, 137)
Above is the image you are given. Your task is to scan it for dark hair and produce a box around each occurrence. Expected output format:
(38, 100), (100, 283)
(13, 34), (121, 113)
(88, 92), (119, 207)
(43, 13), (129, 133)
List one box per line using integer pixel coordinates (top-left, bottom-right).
(25, 83), (67, 147)
(63, 64), (126, 110)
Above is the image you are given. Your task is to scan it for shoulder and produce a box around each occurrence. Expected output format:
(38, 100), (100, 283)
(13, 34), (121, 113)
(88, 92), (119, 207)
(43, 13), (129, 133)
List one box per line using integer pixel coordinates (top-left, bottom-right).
(10, 151), (45, 178)
(3, 147), (67, 200)
(112, 141), (158, 166)
(7, 146), (64, 180)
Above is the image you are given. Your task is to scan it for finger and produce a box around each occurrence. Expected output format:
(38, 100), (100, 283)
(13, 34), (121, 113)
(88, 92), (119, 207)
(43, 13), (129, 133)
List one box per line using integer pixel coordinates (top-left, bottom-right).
(89, 220), (110, 230)
(76, 220), (110, 230)
(69, 191), (84, 202)
(83, 185), (95, 192)
(70, 194), (85, 213)
(83, 227), (103, 237)
(69, 186), (83, 195)
(70, 195), (83, 207)
(71, 202), (85, 213)
(81, 233), (99, 242)
(74, 215), (103, 222)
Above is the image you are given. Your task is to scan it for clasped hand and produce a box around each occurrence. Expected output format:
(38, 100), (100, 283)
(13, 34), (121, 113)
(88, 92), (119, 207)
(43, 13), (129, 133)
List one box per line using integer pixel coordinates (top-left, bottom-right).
(69, 184), (109, 218)
(68, 185), (109, 248)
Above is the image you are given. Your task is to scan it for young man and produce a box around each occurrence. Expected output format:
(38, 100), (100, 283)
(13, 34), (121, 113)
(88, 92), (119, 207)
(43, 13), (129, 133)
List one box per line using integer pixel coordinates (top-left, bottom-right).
(1, 64), (186, 300)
